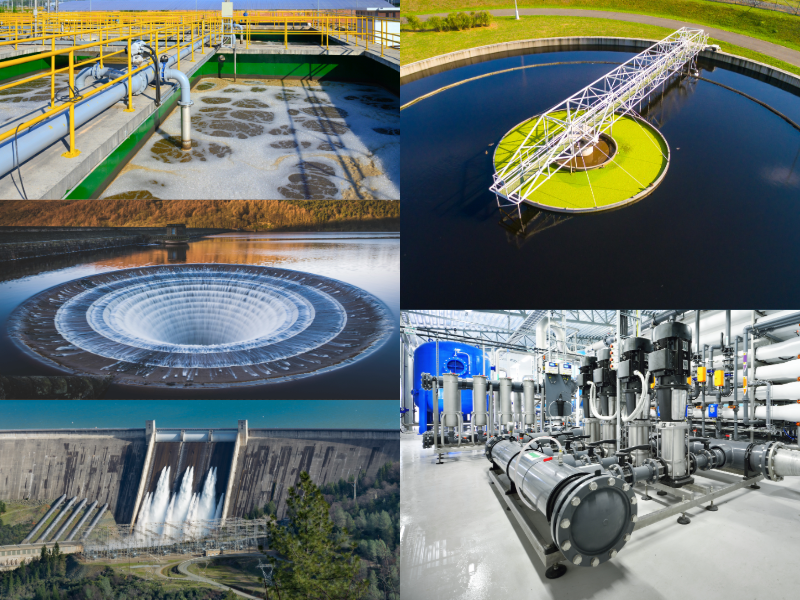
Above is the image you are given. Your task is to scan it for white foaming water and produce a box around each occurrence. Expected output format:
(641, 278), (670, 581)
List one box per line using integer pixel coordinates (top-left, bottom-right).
(136, 466), (224, 543)
(54, 266), (350, 368)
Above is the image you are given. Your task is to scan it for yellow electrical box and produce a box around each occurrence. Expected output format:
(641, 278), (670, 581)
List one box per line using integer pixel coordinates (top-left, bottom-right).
(697, 366), (707, 382)
(714, 370), (724, 387)
(687, 376), (692, 385)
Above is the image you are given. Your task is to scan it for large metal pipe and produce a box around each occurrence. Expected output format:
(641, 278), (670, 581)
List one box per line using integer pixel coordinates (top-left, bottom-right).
(161, 66), (193, 149)
(37, 496), (77, 542)
(486, 438), (638, 567)
(690, 438), (800, 480)
(65, 500), (97, 541)
(81, 503), (108, 540)
(22, 494), (66, 543)
(52, 498), (86, 541)
(0, 36), (208, 178)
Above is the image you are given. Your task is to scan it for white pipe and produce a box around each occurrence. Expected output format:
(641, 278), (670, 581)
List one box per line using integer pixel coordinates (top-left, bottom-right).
(623, 370), (650, 422)
(588, 381), (618, 421)
(755, 359), (800, 383)
(756, 337), (800, 361)
(690, 404), (800, 422)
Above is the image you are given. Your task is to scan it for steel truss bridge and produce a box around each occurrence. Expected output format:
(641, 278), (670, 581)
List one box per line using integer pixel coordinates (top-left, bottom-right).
(81, 518), (270, 560)
(490, 28), (709, 206)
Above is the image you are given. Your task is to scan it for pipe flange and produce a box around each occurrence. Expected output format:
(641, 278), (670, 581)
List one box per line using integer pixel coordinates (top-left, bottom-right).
(178, 100), (194, 107)
(765, 441), (785, 482)
(549, 474), (637, 568)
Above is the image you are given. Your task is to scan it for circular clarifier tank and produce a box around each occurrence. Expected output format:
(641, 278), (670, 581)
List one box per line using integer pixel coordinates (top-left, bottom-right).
(10, 264), (393, 387)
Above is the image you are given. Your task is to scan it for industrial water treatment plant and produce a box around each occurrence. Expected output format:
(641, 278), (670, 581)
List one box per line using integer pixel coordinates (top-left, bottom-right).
(0, 419), (398, 568)
(400, 310), (800, 599)
(0, 4), (399, 199)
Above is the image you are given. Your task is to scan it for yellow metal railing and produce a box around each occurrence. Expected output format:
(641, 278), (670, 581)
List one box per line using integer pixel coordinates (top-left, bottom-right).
(0, 11), (399, 53)
(0, 18), (222, 158)
(0, 11), (398, 160)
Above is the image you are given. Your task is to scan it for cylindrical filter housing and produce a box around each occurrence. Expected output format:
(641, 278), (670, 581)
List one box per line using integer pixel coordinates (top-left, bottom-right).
(485, 439), (637, 567)
(499, 377), (513, 422)
(472, 375), (488, 426)
(442, 373), (461, 426)
(522, 378), (536, 425)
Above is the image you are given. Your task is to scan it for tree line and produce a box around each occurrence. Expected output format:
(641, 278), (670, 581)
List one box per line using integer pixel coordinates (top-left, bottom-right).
(0, 201), (400, 231)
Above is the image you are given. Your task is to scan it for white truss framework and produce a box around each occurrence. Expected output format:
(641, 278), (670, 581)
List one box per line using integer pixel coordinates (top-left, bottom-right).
(490, 28), (709, 205)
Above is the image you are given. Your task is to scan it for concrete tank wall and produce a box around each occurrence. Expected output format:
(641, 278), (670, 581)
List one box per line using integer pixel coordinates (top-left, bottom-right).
(228, 429), (399, 519)
(0, 429), (147, 524)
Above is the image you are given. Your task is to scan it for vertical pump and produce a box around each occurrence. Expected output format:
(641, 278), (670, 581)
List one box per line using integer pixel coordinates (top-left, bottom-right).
(649, 322), (694, 487)
(618, 337), (653, 466)
(592, 349), (618, 454)
(578, 356), (599, 443)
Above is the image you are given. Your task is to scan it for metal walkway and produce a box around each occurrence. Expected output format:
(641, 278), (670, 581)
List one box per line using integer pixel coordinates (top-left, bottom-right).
(490, 28), (709, 206)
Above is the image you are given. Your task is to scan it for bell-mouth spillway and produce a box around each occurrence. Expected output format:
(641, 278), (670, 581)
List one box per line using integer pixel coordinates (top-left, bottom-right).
(9, 264), (393, 387)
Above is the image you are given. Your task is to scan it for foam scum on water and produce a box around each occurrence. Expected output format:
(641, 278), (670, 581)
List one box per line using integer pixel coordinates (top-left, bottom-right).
(101, 78), (399, 200)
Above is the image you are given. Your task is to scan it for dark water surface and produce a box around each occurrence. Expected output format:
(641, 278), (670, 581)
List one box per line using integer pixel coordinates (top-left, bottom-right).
(401, 49), (800, 307)
(0, 233), (399, 399)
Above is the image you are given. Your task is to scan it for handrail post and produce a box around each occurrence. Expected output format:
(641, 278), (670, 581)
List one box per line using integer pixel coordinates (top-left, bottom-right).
(191, 20), (195, 61)
(124, 36), (134, 112)
(177, 22), (180, 69)
(50, 36), (55, 108)
(61, 50), (80, 158)
(284, 17), (287, 49)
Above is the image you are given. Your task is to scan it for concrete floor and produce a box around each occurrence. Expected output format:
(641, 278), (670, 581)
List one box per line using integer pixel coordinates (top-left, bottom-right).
(400, 433), (800, 600)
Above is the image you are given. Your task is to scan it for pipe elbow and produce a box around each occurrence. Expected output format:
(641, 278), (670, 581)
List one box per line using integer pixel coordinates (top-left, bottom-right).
(162, 68), (193, 106)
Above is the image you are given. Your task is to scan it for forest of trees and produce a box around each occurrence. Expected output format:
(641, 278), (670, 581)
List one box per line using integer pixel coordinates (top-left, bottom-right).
(0, 544), (238, 600)
(321, 462), (400, 600)
(0, 201), (400, 231)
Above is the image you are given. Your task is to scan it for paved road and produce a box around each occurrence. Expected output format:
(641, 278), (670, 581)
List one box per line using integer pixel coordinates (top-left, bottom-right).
(415, 9), (800, 68)
(176, 553), (265, 600)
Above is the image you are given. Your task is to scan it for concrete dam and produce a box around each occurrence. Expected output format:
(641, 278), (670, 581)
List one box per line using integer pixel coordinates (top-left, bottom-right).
(0, 421), (398, 538)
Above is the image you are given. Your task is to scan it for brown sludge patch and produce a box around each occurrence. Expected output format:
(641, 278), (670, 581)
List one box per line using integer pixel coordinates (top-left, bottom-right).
(269, 125), (295, 136)
(201, 97), (232, 105)
(278, 161), (338, 199)
(300, 106), (349, 119)
(103, 190), (161, 199)
(232, 98), (269, 109)
(302, 120), (349, 135)
(229, 109), (274, 123)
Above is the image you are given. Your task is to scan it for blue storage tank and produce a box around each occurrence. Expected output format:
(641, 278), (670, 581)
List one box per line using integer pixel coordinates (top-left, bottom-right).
(412, 341), (490, 435)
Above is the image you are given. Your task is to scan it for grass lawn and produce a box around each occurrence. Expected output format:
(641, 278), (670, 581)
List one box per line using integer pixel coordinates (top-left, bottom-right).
(0, 502), (48, 527)
(402, 0), (800, 54)
(187, 557), (264, 595)
(401, 15), (800, 76)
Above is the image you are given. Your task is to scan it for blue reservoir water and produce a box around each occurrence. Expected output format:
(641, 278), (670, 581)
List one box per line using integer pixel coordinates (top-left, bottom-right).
(0, 399), (398, 430)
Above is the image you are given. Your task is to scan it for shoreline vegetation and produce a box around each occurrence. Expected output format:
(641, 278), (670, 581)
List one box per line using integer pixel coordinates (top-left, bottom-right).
(0, 200), (401, 232)
(401, 14), (800, 76)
